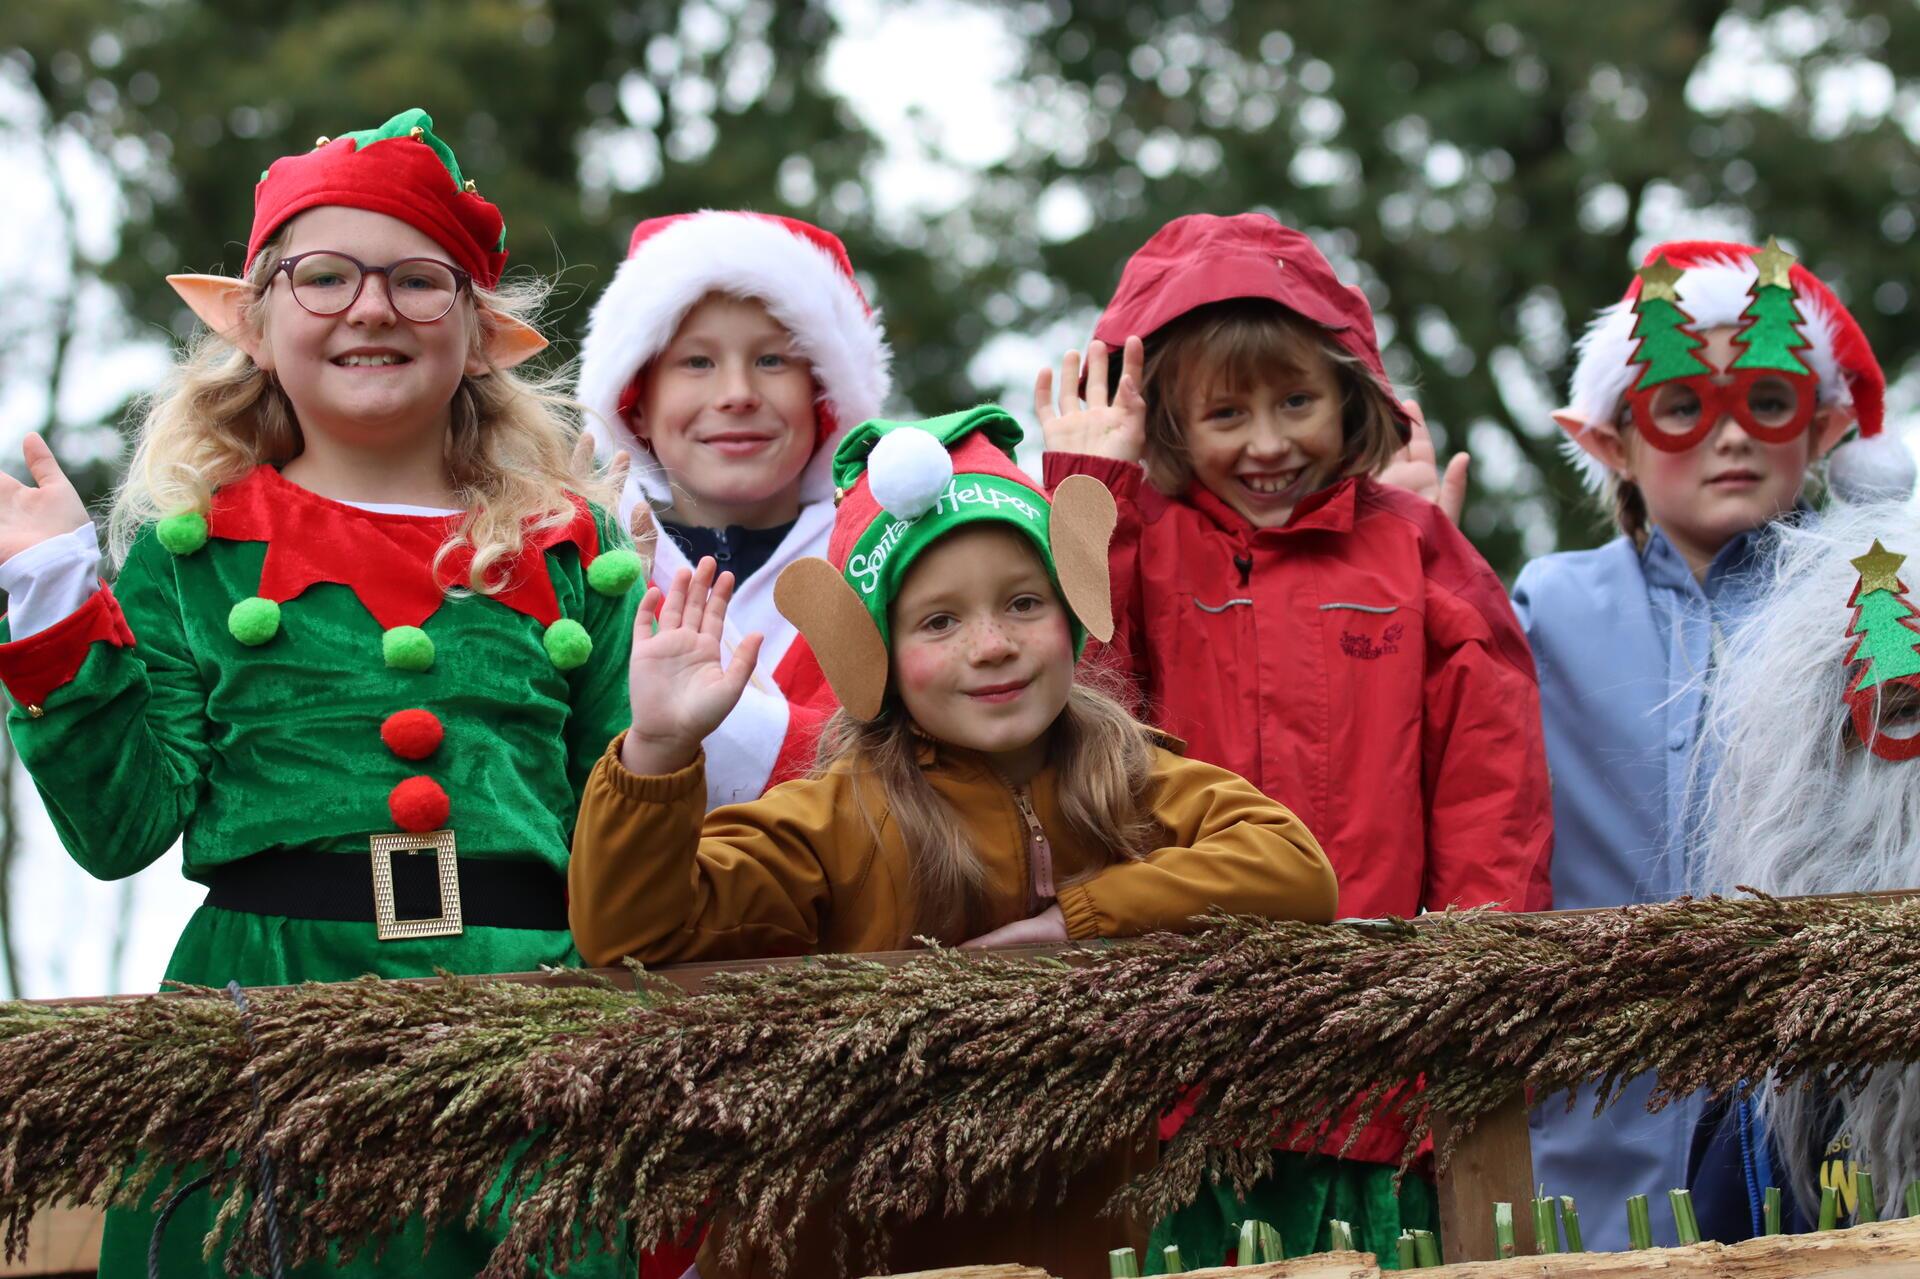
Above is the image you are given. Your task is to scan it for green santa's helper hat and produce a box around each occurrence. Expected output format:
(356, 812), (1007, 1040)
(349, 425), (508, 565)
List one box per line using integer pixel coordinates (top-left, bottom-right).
(773, 405), (1116, 720)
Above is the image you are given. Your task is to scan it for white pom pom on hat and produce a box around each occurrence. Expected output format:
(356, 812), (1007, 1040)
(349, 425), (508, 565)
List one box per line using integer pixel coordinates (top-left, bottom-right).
(866, 427), (954, 519)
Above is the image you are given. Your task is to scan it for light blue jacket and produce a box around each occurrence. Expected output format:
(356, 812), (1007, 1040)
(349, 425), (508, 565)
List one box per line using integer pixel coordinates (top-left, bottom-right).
(1512, 524), (1774, 1249)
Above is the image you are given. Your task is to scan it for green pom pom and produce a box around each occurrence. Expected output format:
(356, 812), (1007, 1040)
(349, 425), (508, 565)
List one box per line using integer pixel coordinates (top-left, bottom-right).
(227, 596), (280, 646)
(155, 512), (209, 556)
(383, 626), (436, 672)
(543, 618), (592, 670)
(587, 547), (645, 597)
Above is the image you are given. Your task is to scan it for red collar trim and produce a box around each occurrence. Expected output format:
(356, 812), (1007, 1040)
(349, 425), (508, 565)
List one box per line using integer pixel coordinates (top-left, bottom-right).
(206, 467), (602, 628)
(1183, 473), (1361, 538)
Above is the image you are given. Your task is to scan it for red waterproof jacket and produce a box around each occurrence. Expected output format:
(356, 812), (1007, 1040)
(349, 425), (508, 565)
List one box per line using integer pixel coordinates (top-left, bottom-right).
(1045, 453), (1554, 1164)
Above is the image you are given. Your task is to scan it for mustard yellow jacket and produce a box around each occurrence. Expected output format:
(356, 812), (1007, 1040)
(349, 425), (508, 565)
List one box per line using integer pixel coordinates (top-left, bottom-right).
(569, 733), (1336, 965)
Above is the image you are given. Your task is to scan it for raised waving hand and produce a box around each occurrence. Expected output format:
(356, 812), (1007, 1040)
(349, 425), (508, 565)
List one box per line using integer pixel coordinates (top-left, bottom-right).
(0, 435), (89, 564)
(1378, 400), (1471, 526)
(620, 556), (763, 777)
(1035, 336), (1148, 463)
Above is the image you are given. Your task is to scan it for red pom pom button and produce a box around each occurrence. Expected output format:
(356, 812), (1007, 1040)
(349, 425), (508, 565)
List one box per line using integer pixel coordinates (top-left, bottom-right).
(388, 776), (450, 833)
(381, 709), (444, 760)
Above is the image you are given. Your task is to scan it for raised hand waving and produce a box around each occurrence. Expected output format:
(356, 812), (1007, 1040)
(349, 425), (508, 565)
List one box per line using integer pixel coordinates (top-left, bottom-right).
(620, 556), (763, 777)
(0, 435), (89, 565)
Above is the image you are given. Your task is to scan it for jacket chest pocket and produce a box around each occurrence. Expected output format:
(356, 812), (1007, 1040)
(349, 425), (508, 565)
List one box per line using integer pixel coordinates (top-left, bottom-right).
(1320, 601), (1412, 665)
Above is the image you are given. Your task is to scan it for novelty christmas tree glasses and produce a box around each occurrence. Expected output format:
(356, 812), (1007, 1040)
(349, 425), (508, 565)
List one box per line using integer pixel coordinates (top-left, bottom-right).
(1624, 241), (1818, 452)
(1843, 539), (1920, 762)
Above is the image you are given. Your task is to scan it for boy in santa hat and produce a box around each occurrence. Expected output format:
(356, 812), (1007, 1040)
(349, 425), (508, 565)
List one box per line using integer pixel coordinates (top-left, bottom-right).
(1514, 238), (1888, 1247)
(575, 212), (891, 809)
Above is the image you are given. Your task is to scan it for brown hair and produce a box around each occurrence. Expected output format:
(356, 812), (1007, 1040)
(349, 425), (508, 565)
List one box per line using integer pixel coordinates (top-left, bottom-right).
(1137, 298), (1403, 497)
(112, 227), (614, 589)
(814, 678), (1161, 946)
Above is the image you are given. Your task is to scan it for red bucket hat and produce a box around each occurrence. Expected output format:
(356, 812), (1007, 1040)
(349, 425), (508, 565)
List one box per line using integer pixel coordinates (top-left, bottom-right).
(1091, 212), (1414, 437)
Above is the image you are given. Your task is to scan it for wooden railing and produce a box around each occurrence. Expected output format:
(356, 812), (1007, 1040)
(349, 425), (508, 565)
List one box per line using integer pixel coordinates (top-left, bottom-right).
(8, 940), (1537, 1275)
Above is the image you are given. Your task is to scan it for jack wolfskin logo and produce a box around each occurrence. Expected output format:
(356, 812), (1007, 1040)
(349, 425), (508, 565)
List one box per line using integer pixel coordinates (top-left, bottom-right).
(1340, 622), (1403, 660)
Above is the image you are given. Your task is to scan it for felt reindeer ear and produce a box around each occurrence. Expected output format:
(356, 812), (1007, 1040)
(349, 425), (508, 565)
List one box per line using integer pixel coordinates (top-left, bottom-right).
(775, 556), (891, 720)
(167, 274), (263, 359)
(1048, 474), (1116, 644)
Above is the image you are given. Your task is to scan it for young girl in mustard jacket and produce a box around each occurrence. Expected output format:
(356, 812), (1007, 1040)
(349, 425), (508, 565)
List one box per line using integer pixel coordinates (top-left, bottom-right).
(569, 404), (1336, 1279)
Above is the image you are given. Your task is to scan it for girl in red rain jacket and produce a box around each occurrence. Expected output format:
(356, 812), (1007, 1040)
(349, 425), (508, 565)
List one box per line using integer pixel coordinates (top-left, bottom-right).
(1036, 212), (1552, 1269)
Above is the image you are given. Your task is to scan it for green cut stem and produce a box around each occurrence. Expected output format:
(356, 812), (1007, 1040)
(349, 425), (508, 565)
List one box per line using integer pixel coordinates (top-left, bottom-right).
(1533, 1197), (1559, 1253)
(1627, 1194), (1652, 1250)
(1670, 1188), (1701, 1245)
(1857, 1171), (1879, 1224)
(1327, 1219), (1353, 1251)
(1820, 1184), (1840, 1231)
(1764, 1186), (1782, 1236)
(1161, 1243), (1184, 1274)
(1493, 1202), (1515, 1260)
(1905, 1180), (1920, 1219)
(1109, 1245), (1140, 1277)
(1412, 1229), (1441, 1268)
(1560, 1196), (1584, 1252)
(1397, 1230), (1418, 1269)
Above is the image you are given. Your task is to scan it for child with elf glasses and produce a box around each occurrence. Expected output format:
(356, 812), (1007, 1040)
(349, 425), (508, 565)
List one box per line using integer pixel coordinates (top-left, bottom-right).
(0, 110), (637, 1277)
(569, 406), (1339, 1279)
(1035, 211), (1553, 1267)
(1514, 238), (1888, 1249)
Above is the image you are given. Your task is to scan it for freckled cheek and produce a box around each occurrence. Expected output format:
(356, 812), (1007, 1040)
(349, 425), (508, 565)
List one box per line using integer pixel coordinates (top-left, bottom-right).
(892, 643), (952, 696)
(1032, 616), (1076, 672)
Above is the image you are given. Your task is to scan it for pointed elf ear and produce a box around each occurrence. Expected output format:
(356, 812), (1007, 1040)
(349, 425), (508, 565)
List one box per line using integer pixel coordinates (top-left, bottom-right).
(1552, 408), (1629, 473)
(1048, 474), (1117, 644)
(1812, 403), (1861, 460)
(479, 311), (549, 372)
(167, 274), (263, 360)
(775, 557), (890, 720)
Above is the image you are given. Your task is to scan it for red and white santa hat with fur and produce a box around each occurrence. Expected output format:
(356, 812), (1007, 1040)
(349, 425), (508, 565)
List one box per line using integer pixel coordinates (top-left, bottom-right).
(575, 211), (893, 522)
(1558, 238), (1890, 492)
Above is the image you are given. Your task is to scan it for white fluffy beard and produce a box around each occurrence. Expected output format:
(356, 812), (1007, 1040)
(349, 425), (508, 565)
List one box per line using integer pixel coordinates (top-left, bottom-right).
(1693, 496), (1920, 1219)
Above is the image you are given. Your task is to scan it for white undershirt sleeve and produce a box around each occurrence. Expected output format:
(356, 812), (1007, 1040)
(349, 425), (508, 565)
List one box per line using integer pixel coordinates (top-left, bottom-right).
(0, 522), (102, 640)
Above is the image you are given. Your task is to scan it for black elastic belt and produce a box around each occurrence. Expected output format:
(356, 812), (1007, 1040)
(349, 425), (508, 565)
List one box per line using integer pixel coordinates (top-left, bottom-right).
(202, 846), (570, 932)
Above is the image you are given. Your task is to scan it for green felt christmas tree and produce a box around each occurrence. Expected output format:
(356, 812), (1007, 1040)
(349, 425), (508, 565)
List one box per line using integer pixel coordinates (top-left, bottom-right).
(1731, 239), (1813, 376)
(1845, 541), (1920, 694)
(1628, 257), (1711, 391)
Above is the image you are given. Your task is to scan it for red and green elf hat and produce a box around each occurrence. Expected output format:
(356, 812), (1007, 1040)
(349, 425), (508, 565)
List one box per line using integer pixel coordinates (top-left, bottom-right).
(774, 405), (1116, 720)
(248, 107), (508, 288)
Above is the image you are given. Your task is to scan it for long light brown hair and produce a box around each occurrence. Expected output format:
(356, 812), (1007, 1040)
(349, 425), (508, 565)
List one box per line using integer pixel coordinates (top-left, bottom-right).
(1138, 297), (1403, 498)
(110, 226), (613, 588)
(815, 678), (1161, 945)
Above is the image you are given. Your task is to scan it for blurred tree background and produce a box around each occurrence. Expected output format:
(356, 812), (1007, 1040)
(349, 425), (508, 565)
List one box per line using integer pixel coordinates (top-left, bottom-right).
(0, 0), (1917, 992)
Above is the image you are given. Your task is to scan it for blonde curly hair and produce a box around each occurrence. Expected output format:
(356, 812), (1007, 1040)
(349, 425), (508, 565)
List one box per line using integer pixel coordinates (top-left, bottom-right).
(110, 227), (614, 591)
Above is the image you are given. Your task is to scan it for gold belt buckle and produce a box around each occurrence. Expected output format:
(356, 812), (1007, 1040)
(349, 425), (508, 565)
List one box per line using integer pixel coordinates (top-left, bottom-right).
(370, 830), (464, 940)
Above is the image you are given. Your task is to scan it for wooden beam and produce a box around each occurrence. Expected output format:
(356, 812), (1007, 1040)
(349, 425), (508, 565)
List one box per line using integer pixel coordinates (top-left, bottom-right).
(0, 1203), (102, 1277)
(862, 1267), (1057, 1279)
(1434, 1093), (1537, 1262)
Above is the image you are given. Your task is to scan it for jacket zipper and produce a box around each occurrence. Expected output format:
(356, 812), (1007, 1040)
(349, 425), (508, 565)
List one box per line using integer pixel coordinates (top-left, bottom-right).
(1006, 781), (1055, 909)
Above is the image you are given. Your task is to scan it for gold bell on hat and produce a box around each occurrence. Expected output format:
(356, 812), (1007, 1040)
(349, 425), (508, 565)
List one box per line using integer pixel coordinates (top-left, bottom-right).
(313, 135), (331, 149)
(409, 125), (425, 139)
(463, 179), (478, 194)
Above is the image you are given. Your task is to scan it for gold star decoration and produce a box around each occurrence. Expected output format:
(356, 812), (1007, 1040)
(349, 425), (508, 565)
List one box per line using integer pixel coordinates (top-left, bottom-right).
(1853, 539), (1907, 595)
(1753, 237), (1797, 291)
(1636, 256), (1685, 303)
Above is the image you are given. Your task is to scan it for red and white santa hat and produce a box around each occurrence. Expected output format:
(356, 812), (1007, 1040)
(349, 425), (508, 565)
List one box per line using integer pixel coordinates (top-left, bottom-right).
(575, 210), (893, 513)
(1563, 239), (1884, 486)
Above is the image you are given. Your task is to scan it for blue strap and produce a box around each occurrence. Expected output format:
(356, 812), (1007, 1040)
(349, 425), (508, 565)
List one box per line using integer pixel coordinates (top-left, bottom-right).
(1738, 1095), (1765, 1237)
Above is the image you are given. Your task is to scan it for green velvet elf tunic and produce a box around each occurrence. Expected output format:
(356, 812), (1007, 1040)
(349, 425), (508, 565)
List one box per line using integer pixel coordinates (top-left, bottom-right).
(0, 465), (640, 1277)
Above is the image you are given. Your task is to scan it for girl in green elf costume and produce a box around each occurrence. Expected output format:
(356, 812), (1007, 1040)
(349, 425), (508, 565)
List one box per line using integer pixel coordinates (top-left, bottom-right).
(0, 110), (637, 1277)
